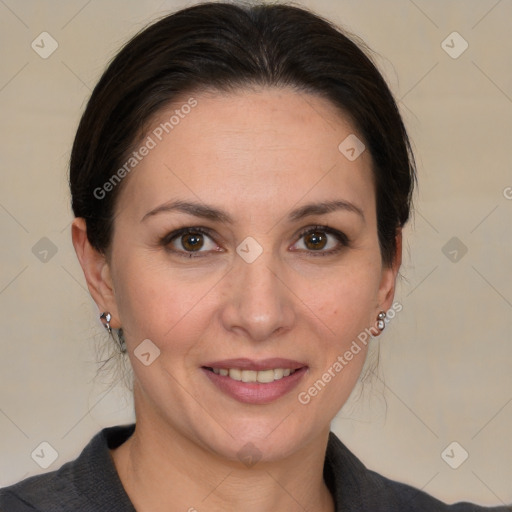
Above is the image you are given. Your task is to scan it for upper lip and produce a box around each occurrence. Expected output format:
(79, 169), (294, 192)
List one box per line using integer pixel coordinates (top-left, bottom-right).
(202, 358), (307, 371)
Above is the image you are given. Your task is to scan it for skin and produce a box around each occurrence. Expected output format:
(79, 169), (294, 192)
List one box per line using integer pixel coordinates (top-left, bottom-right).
(72, 86), (401, 512)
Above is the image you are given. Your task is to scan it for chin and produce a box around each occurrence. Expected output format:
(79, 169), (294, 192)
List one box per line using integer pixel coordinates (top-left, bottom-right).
(196, 414), (320, 465)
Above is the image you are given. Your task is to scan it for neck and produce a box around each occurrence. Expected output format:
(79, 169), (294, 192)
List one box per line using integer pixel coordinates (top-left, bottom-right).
(111, 388), (335, 512)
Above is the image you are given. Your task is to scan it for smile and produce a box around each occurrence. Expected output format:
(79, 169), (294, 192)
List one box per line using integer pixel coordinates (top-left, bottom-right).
(201, 359), (308, 404)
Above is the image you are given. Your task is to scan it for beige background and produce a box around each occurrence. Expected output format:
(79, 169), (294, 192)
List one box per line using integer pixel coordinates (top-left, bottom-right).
(1, 0), (511, 507)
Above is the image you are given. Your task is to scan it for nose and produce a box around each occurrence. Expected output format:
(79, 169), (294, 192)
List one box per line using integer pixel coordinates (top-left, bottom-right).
(219, 249), (296, 343)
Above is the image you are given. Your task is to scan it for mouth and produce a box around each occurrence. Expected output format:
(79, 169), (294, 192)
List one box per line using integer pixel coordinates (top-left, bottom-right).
(201, 358), (308, 404)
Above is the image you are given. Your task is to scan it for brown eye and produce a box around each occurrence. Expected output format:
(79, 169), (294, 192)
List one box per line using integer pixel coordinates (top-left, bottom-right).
(161, 227), (219, 257)
(181, 232), (204, 252)
(292, 225), (349, 257)
(303, 231), (328, 251)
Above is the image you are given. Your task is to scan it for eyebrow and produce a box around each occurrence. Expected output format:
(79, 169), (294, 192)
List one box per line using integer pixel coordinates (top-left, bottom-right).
(141, 198), (364, 223)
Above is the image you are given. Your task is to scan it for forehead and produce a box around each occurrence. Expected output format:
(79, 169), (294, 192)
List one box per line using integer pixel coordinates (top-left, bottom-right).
(115, 87), (376, 223)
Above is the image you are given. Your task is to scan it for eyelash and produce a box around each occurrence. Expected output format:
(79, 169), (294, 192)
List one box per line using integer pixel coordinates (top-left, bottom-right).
(159, 225), (350, 259)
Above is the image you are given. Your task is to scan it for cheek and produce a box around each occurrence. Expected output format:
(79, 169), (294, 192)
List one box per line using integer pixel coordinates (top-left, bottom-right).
(111, 251), (221, 350)
(298, 274), (376, 412)
(301, 260), (381, 331)
(293, 256), (380, 399)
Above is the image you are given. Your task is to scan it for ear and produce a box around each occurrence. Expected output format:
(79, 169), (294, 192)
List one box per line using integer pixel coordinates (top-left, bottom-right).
(376, 228), (402, 312)
(71, 218), (121, 329)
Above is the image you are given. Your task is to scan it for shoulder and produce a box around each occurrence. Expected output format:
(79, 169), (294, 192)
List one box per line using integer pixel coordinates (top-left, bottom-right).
(325, 431), (511, 512)
(0, 424), (136, 512)
(0, 461), (81, 512)
(361, 467), (508, 512)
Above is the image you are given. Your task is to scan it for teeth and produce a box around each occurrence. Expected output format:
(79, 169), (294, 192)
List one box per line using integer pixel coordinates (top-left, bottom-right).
(210, 367), (298, 383)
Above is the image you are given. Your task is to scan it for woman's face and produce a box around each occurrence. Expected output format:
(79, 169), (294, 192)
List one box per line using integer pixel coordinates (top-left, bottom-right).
(100, 87), (398, 461)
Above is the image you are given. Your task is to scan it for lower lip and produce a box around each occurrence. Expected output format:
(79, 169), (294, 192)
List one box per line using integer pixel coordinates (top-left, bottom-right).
(202, 367), (308, 405)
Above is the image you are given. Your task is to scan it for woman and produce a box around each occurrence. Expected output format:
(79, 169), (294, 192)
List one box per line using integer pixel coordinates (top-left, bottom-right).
(0, 2), (509, 511)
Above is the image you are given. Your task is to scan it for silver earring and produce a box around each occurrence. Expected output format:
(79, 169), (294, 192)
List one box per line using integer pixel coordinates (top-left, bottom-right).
(100, 312), (127, 353)
(100, 312), (112, 334)
(377, 311), (386, 331)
